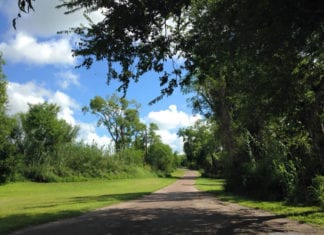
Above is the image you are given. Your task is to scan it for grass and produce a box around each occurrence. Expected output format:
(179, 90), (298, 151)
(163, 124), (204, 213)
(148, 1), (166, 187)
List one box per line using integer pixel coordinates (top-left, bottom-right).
(196, 177), (324, 228)
(0, 173), (182, 234)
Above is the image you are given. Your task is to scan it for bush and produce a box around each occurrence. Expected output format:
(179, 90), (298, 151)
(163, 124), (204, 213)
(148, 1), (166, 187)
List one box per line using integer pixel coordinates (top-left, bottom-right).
(57, 143), (107, 178)
(225, 152), (298, 201)
(147, 143), (176, 175)
(55, 143), (155, 180)
(308, 175), (324, 208)
(115, 148), (144, 166)
(23, 164), (59, 182)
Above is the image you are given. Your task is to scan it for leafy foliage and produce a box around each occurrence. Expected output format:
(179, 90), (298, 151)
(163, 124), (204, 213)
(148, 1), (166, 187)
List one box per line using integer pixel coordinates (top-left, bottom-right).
(147, 142), (176, 176)
(56, 0), (191, 102)
(20, 103), (78, 169)
(179, 0), (324, 203)
(83, 94), (145, 152)
(0, 54), (18, 183)
(178, 120), (223, 176)
(308, 176), (324, 208)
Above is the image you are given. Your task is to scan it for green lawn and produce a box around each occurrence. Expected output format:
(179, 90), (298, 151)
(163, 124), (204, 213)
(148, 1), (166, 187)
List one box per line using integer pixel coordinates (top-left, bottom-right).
(196, 177), (324, 228)
(0, 173), (183, 234)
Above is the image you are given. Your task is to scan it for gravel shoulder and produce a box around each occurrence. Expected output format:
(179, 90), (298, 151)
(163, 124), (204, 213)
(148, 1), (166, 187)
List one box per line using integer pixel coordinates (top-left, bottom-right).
(10, 170), (323, 235)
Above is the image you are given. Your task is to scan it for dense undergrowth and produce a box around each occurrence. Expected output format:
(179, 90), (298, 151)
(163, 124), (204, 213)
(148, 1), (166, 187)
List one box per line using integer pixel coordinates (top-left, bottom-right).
(4, 142), (182, 183)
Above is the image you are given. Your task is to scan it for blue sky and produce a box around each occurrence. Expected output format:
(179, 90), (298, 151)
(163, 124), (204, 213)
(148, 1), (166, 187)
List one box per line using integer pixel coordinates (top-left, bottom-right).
(0, 0), (200, 153)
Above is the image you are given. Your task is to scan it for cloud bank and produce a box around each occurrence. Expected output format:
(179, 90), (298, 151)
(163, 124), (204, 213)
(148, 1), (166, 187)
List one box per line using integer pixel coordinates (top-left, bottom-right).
(0, 33), (75, 66)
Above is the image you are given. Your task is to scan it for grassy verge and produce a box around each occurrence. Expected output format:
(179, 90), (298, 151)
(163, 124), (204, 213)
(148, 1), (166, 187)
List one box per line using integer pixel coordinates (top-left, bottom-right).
(0, 175), (179, 234)
(196, 177), (324, 228)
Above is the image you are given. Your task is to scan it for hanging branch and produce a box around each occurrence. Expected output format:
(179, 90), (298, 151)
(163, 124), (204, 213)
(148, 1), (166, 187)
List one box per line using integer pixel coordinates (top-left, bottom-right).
(13, 0), (35, 30)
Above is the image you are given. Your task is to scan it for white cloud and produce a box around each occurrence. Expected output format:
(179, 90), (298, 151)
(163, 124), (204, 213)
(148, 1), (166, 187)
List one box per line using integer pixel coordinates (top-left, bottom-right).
(148, 105), (200, 130)
(55, 70), (80, 89)
(147, 105), (201, 153)
(77, 122), (113, 150)
(0, 32), (75, 66)
(7, 81), (50, 114)
(156, 130), (183, 153)
(49, 91), (79, 126)
(0, 0), (106, 67)
(7, 81), (78, 125)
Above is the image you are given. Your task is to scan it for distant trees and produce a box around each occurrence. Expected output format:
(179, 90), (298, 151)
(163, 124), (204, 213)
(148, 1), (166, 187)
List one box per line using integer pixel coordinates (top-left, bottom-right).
(178, 120), (222, 176)
(84, 94), (179, 175)
(0, 63), (177, 182)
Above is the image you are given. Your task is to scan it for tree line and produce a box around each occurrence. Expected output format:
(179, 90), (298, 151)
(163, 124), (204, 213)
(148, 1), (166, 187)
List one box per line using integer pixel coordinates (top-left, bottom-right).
(10, 0), (324, 206)
(0, 57), (181, 182)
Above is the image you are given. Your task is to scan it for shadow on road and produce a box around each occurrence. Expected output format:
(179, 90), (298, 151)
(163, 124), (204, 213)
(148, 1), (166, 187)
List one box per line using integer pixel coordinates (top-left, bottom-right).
(9, 189), (322, 235)
(9, 202), (303, 235)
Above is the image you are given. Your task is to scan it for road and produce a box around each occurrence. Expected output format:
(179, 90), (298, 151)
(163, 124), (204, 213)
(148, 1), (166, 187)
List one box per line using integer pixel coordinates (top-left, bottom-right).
(10, 170), (323, 235)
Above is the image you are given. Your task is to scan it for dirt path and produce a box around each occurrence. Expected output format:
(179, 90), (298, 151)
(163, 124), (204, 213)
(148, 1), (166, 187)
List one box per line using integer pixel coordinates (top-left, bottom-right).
(10, 170), (323, 235)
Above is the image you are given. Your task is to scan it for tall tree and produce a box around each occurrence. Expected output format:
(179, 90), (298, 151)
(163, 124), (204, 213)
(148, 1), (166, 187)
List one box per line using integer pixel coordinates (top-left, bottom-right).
(0, 53), (18, 183)
(84, 94), (144, 152)
(0, 53), (7, 112)
(147, 123), (161, 146)
(21, 102), (78, 166)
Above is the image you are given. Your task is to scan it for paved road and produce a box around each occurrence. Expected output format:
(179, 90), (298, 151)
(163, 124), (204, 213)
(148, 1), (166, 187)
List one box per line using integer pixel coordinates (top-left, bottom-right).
(10, 170), (323, 234)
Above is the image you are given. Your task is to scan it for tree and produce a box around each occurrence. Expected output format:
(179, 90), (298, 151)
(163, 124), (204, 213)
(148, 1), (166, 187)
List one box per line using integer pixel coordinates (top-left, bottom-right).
(0, 53), (7, 113)
(84, 94), (144, 152)
(147, 142), (175, 175)
(147, 123), (161, 146)
(21, 102), (78, 167)
(0, 53), (17, 183)
(12, 0), (35, 30)
(56, 0), (190, 102)
(178, 120), (222, 175)
(182, 0), (323, 200)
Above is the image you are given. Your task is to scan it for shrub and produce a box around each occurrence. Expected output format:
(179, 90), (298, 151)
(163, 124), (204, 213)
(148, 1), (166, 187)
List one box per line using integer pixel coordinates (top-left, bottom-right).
(23, 164), (59, 182)
(115, 148), (144, 166)
(308, 175), (324, 208)
(57, 143), (107, 178)
(147, 143), (175, 175)
(224, 151), (298, 201)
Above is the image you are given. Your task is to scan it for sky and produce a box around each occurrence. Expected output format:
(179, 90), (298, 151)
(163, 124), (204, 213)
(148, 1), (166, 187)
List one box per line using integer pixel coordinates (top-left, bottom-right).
(0, 0), (200, 153)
